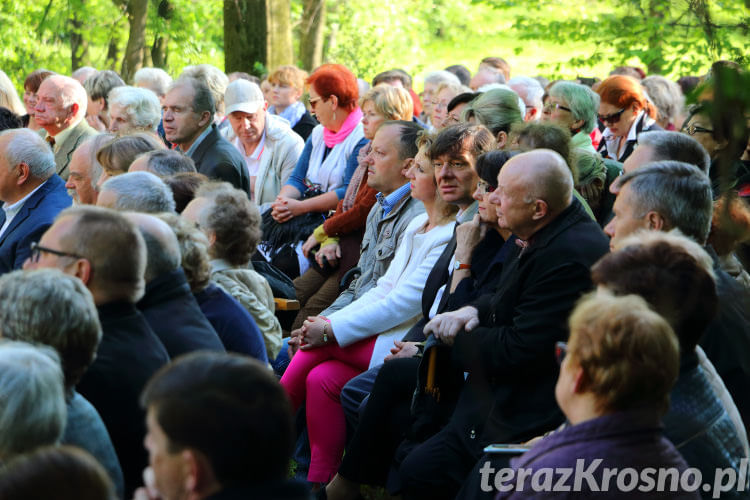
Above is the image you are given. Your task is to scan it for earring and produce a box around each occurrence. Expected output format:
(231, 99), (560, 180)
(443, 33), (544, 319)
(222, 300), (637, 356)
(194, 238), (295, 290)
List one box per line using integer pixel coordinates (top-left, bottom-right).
(333, 111), (337, 122)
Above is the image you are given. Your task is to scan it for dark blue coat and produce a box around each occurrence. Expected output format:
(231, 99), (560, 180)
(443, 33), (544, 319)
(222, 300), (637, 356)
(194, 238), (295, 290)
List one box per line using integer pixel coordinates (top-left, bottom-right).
(0, 175), (71, 273)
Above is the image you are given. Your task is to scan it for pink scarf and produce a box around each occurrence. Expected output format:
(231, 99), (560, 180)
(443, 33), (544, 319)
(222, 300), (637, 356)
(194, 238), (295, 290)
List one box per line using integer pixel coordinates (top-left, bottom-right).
(323, 107), (363, 148)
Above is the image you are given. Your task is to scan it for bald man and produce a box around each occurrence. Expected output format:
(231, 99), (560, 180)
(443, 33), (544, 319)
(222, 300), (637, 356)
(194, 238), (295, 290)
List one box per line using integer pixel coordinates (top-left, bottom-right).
(124, 213), (224, 358)
(395, 150), (610, 499)
(34, 75), (98, 180)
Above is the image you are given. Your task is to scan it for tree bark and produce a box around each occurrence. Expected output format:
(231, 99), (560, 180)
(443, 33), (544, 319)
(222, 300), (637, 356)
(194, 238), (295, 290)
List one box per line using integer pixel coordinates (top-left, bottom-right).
(267, 0), (293, 70)
(120, 0), (148, 82)
(299, 0), (326, 71)
(151, 0), (173, 68)
(224, 0), (267, 74)
(70, 6), (89, 71)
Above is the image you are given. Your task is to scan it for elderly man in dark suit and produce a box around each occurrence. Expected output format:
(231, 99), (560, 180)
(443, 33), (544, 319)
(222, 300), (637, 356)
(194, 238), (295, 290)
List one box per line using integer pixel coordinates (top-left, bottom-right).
(0, 128), (71, 273)
(34, 74), (98, 180)
(162, 77), (250, 195)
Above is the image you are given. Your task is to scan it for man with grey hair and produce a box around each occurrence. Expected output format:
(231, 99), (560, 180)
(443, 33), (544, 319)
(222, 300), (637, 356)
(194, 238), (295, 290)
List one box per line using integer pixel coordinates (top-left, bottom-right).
(97, 171), (176, 213)
(124, 212), (224, 358)
(34, 74), (98, 179)
(0, 268), (124, 497)
(0, 341), (66, 461)
(162, 77), (249, 194)
(604, 160), (750, 433)
(64, 133), (113, 206)
(107, 86), (161, 134)
(0, 128), (72, 273)
(394, 149), (609, 498)
(134, 67), (173, 102)
(469, 63), (507, 91)
(23, 205), (169, 496)
(71, 66), (97, 86)
(508, 76), (545, 121)
(618, 130), (711, 182)
(128, 149), (197, 177)
(83, 70), (125, 132)
(180, 63), (229, 125)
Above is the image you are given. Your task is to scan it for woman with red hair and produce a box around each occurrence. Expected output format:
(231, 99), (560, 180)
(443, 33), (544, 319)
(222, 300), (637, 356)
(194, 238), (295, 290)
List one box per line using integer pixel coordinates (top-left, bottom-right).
(266, 64), (368, 277)
(596, 75), (660, 162)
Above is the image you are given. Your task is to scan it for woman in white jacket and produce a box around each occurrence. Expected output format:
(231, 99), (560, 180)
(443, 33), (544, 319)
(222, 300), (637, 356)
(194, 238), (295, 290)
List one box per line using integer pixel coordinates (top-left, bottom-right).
(280, 134), (456, 485)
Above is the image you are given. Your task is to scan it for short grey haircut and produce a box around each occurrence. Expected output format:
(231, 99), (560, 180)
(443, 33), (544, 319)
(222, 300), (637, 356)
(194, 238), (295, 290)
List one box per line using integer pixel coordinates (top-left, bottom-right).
(139, 150), (196, 177)
(108, 86), (161, 131)
(0, 128), (55, 180)
(169, 77), (215, 115)
(424, 70), (461, 87)
(82, 133), (115, 191)
(0, 269), (101, 391)
(548, 81), (601, 133)
(125, 213), (182, 282)
(180, 64), (228, 114)
(83, 70), (125, 104)
(642, 76), (685, 126)
(71, 66), (97, 84)
(134, 67), (173, 97)
(0, 341), (66, 460)
(508, 76), (544, 111)
(100, 171), (176, 213)
(636, 131), (710, 174)
(619, 161), (713, 244)
(463, 88), (523, 136)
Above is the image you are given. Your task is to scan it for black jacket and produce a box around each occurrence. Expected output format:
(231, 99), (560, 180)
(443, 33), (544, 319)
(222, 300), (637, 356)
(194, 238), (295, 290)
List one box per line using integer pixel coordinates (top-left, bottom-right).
(292, 110), (318, 142)
(137, 268), (225, 358)
(451, 199), (610, 447)
(77, 301), (169, 497)
(190, 124), (250, 195)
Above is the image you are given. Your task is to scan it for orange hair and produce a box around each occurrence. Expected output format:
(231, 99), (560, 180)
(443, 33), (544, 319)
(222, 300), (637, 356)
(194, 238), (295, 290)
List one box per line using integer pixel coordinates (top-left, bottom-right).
(306, 64), (359, 111)
(596, 75), (656, 118)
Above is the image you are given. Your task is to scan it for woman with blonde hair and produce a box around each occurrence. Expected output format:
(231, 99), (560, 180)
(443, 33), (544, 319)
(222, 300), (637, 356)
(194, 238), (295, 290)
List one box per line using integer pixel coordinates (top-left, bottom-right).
(267, 65), (318, 141)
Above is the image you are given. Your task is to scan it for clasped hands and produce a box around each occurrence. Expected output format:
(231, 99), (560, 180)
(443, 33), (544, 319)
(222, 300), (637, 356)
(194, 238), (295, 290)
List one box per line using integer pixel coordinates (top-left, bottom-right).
(288, 316), (335, 357)
(423, 305), (480, 346)
(271, 195), (303, 223)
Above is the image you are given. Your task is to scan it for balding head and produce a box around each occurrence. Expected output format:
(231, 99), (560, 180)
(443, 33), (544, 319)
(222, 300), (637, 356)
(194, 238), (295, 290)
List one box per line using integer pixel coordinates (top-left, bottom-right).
(34, 75), (87, 136)
(124, 212), (181, 283)
(488, 149), (573, 239)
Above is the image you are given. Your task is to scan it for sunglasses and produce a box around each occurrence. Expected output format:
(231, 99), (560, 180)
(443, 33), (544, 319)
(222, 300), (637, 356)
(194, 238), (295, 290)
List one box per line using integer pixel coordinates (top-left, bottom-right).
(598, 108), (626, 125)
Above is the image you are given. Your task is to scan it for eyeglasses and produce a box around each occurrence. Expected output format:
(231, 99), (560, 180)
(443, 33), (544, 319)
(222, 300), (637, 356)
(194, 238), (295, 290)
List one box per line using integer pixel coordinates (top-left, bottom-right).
(431, 100), (449, 110)
(555, 341), (568, 365)
(476, 180), (496, 194)
(543, 102), (572, 113)
(28, 241), (83, 263)
(682, 123), (714, 136)
(597, 108), (626, 125)
(308, 97), (325, 109)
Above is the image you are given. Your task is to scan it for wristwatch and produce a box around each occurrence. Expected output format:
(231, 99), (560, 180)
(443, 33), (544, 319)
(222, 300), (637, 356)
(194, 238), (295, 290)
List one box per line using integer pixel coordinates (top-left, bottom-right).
(453, 260), (471, 271)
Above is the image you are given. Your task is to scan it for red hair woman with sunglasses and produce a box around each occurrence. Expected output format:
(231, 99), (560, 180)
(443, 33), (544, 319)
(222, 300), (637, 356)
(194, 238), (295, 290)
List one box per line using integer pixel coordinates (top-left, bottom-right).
(596, 75), (660, 162)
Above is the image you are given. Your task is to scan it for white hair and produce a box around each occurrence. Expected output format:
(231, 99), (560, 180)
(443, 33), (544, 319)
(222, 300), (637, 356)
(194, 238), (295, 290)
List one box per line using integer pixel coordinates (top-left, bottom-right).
(508, 76), (544, 111)
(0, 128), (55, 180)
(45, 75), (88, 118)
(476, 83), (526, 117)
(424, 70), (461, 87)
(133, 67), (173, 97)
(108, 86), (161, 131)
(0, 341), (66, 459)
(100, 171), (176, 213)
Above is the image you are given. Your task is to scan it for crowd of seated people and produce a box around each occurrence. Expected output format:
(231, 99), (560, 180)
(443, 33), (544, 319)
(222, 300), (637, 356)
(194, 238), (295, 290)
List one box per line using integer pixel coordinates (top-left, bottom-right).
(0, 56), (747, 500)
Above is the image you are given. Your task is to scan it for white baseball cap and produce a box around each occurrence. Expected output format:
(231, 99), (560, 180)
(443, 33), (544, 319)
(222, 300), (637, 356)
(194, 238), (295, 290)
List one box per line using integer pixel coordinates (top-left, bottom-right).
(224, 79), (265, 115)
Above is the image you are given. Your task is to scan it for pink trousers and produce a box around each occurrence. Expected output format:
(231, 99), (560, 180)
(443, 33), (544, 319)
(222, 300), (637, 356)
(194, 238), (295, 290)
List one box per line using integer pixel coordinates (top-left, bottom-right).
(280, 337), (376, 483)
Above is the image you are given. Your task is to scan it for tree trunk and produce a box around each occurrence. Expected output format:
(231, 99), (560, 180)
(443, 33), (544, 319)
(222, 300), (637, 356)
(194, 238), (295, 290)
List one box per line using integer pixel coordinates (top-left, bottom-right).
(646, 0), (666, 74)
(120, 0), (148, 82)
(299, 0), (325, 71)
(70, 7), (89, 71)
(267, 0), (293, 70)
(151, 0), (174, 68)
(224, 0), (267, 74)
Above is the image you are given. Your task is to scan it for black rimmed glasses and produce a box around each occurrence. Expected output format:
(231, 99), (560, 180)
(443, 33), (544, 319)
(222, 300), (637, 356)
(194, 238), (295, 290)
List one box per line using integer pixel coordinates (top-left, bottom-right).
(28, 241), (83, 263)
(598, 108), (626, 125)
(682, 123), (714, 136)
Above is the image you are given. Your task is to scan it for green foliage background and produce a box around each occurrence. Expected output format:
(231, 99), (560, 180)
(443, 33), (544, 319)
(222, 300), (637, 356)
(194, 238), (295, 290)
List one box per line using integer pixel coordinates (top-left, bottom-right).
(1, 0), (747, 93)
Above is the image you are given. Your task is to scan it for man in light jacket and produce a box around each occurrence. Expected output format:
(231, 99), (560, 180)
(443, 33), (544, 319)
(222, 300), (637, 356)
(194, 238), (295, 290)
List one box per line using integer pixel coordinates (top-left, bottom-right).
(224, 79), (304, 211)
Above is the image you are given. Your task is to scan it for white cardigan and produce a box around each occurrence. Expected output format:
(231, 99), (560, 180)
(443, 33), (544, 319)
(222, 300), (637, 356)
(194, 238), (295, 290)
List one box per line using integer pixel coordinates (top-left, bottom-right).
(329, 213), (453, 369)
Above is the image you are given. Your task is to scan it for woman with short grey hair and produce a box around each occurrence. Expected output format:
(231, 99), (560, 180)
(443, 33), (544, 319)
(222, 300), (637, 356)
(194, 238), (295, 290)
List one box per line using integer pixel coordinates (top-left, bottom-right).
(543, 81), (600, 153)
(463, 88), (523, 147)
